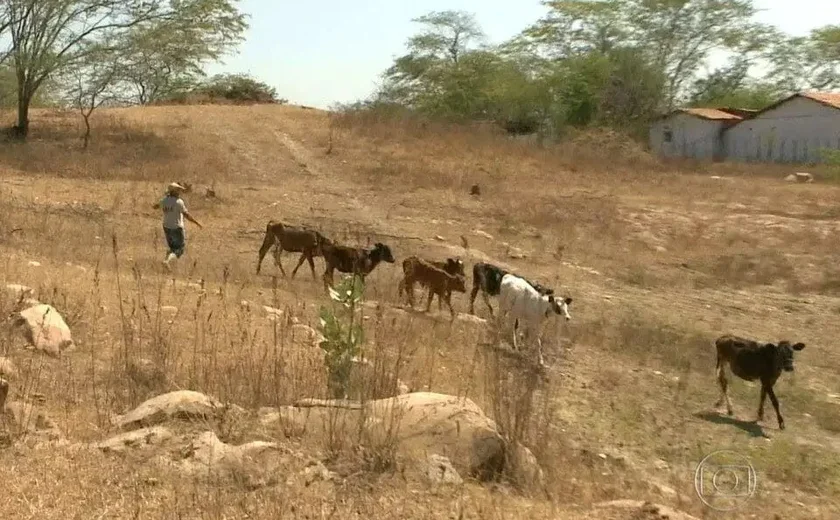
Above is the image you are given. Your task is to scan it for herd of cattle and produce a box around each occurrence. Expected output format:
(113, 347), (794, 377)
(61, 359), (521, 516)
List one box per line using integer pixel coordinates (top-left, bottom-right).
(254, 219), (808, 431)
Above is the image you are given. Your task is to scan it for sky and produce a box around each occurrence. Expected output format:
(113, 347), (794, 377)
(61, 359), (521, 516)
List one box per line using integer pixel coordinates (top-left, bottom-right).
(206, 0), (840, 109)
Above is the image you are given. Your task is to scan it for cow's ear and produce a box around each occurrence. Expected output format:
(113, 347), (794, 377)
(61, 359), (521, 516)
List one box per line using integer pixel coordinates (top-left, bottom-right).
(763, 342), (777, 350)
(564, 297), (573, 305)
(793, 342), (805, 351)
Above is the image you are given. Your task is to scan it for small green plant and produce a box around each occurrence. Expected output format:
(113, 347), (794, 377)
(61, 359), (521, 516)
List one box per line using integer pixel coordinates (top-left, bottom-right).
(819, 148), (840, 182)
(318, 274), (366, 399)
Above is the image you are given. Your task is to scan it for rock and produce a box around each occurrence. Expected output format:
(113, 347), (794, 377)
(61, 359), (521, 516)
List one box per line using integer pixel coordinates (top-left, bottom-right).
(95, 426), (174, 453)
(345, 357), (412, 400)
(0, 358), (17, 379)
(506, 246), (528, 259)
(176, 431), (283, 489)
(260, 392), (505, 480)
(785, 172), (814, 183)
(298, 460), (338, 486)
(262, 305), (283, 318)
(0, 378), (7, 411)
(2, 400), (64, 442)
(434, 235), (445, 241)
(159, 306), (178, 315)
(290, 324), (325, 347)
(473, 230), (494, 240)
(15, 304), (74, 356)
(654, 458), (669, 470)
(4, 284), (33, 300)
(112, 390), (224, 431)
(423, 454), (463, 485)
(594, 500), (700, 520)
(27, 261), (41, 267)
(508, 442), (545, 490)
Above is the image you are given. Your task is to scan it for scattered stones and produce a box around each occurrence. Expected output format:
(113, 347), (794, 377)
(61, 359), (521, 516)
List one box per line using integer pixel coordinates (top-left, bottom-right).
(15, 304), (75, 356)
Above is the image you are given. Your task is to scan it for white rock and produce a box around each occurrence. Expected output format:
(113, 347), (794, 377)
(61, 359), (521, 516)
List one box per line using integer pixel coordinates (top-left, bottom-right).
(423, 454), (463, 485)
(95, 426), (174, 453)
(0, 357), (18, 379)
(16, 304), (74, 356)
(112, 390), (223, 430)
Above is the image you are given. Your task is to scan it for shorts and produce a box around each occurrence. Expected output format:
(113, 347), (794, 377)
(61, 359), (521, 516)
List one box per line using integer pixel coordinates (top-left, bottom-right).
(163, 226), (186, 257)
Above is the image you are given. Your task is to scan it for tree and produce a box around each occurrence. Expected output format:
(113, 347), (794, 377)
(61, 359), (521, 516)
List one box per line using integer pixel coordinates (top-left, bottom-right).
(62, 46), (124, 148)
(1, 0), (247, 139)
(517, 0), (772, 110)
(764, 25), (840, 93)
(688, 58), (778, 109)
(120, 3), (247, 105)
(380, 10), (487, 113)
(191, 73), (282, 103)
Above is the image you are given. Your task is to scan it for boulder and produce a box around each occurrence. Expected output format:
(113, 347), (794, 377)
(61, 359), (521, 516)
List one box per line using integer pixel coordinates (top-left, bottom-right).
(112, 390), (224, 431)
(0, 378), (7, 411)
(0, 357), (17, 379)
(422, 454), (463, 485)
(4, 284), (33, 300)
(16, 304), (74, 356)
(507, 442), (546, 490)
(174, 431), (284, 489)
(785, 172), (814, 183)
(594, 500), (700, 520)
(2, 400), (64, 442)
(260, 392), (506, 480)
(290, 323), (325, 347)
(95, 426), (174, 454)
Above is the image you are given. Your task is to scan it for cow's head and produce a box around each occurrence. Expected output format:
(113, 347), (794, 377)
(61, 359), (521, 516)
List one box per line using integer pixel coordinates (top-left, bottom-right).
(773, 341), (806, 372)
(548, 295), (572, 321)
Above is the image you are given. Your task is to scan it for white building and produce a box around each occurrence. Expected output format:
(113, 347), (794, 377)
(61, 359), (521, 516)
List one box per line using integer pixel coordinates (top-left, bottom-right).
(649, 108), (743, 161)
(650, 92), (840, 164)
(722, 92), (840, 164)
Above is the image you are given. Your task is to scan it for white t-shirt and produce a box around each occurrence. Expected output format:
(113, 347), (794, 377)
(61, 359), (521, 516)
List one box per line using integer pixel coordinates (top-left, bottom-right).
(161, 195), (186, 229)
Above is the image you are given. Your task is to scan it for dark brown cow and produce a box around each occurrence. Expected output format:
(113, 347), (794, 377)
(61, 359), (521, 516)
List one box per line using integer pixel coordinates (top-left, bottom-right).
(714, 334), (806, 430)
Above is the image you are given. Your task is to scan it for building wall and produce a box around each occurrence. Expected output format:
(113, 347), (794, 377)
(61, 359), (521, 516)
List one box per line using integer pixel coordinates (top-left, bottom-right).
(723, 97), (840, 163)
(649, 114), (726, 160)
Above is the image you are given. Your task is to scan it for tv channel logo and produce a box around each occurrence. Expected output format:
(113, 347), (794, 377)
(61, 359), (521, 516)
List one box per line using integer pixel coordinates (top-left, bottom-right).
(694, 450), (757, 511)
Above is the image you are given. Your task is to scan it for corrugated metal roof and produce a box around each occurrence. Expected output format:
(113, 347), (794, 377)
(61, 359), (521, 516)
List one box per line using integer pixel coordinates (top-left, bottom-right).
(680, 108), (743, 120)
(800, 91), (840, 109)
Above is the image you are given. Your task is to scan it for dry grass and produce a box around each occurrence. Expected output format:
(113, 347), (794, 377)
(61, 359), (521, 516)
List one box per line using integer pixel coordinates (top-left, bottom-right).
(0, 104), (839, 519)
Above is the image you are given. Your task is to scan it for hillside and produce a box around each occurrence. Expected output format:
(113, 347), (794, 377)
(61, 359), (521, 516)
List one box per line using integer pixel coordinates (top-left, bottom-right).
(1, 104), (839, 519)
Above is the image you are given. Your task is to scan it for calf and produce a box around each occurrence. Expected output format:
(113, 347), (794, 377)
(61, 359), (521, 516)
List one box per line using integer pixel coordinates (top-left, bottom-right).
(256, 220), (332, 278)
(469, 262), (553, 315)
(321, 241), (396, 291)
(714, 334), (806, 430)
(398, 256), (467, 317)
(497, 273), (572, 367)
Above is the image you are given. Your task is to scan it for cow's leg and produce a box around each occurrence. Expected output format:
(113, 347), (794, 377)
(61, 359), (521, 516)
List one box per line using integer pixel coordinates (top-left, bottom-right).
(757, 385), (767, 422)
(716, 360), (734, 415)
(469, 284), (479, 314)
(482, 291), (494, 315)
(272, 246), (288, 277)
(256, 229), (276, 274)
(766, 386), (784, 430)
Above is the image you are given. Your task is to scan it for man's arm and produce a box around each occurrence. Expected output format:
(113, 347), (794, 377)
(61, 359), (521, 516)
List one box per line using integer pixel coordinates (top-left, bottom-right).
(184, 210), (203, 229)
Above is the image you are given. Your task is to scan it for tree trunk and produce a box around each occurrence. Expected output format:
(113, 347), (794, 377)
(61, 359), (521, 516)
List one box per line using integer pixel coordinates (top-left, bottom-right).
(82, 113), (91, 149)
(13, 92), (31, 139)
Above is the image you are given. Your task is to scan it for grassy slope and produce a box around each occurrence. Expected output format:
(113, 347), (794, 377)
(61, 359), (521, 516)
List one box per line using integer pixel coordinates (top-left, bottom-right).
(0, 105), (839, 519)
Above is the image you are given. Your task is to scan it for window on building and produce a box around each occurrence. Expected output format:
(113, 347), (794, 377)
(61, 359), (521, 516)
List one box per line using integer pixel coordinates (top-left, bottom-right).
(663, 128), (672, 143)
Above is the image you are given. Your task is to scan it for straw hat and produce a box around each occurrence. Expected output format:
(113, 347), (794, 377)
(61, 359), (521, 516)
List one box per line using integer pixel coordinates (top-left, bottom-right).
(167, 182), (186, 194)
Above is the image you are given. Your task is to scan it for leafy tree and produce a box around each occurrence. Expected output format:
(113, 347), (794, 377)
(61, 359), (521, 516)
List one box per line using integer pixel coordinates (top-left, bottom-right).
(688, 58), (778, 109)
(518, 0), (771, 110)
(186, 73), (282, 103)
(61, 45), (124, 148)
(1, 0), (247, 139)
(764, 25), (840, 92)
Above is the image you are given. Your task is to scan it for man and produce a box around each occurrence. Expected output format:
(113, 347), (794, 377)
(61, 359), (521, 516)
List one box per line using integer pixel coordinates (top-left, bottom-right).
(153, 182), (203, 270)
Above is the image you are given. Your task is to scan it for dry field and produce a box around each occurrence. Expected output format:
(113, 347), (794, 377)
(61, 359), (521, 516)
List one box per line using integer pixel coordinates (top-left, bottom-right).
(1, 104), (839, 519)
